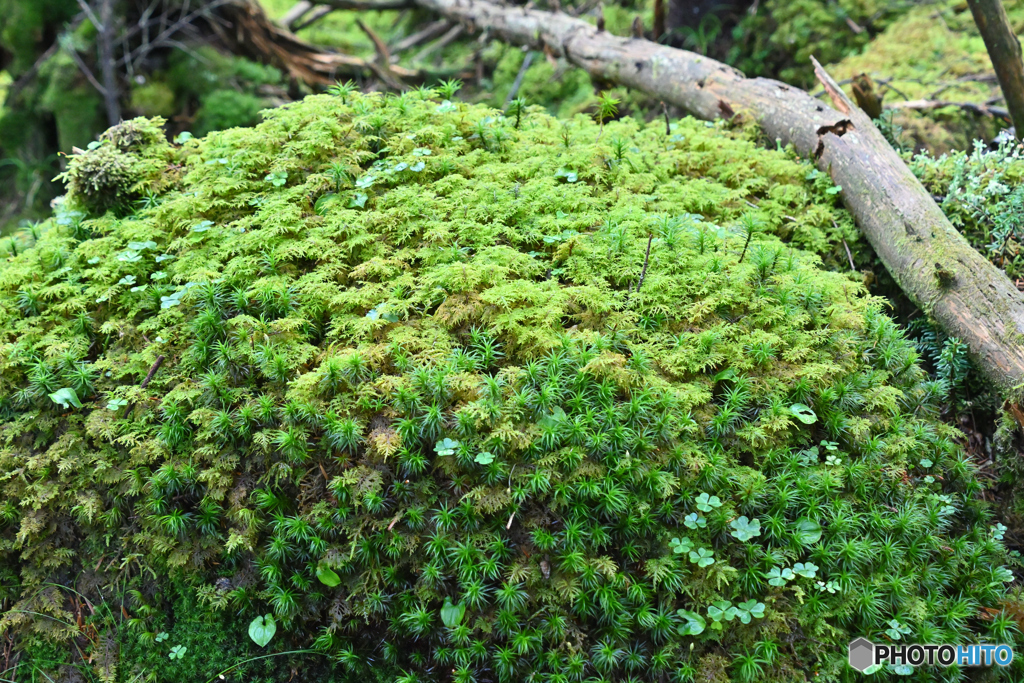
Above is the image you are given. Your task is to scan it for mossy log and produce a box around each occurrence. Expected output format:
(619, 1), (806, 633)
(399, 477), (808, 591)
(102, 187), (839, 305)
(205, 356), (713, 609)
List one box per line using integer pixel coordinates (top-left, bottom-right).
(415, 0), (1024, 407)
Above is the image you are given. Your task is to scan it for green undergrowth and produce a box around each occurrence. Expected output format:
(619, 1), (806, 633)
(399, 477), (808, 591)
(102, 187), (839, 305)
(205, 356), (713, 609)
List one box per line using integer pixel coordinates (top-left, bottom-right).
(831, 0), (1024, 154)
(730, 0), (916, 88)
(912, 140), (1024, 282)
(0, 89), (1019, 682)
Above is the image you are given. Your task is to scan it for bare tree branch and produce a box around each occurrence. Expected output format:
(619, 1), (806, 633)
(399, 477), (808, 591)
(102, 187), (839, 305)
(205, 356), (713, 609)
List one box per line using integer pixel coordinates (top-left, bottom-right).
(392, 19), (452, 55)
(966, 0), (1024, 136)
(98, 0), (122, 125)
(411, 23), (463, 64)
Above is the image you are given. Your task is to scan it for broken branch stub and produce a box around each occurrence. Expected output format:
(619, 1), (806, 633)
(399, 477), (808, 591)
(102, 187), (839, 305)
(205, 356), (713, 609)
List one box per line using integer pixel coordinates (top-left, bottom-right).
(414, 0), (1024, 407)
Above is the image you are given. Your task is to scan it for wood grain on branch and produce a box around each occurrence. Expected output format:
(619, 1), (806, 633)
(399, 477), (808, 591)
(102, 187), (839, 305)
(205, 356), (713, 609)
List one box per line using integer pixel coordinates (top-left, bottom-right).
(413, 0), (1024, 405)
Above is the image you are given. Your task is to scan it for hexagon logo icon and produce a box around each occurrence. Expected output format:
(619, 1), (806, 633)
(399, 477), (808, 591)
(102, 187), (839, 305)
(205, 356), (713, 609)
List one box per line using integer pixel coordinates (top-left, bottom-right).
(849, 638), (875, 672)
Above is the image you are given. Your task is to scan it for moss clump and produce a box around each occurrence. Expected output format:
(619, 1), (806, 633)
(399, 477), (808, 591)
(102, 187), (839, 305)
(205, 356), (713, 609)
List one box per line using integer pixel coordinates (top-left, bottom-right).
(56, 117), (176, 216)
(0, 90), (1018, 682)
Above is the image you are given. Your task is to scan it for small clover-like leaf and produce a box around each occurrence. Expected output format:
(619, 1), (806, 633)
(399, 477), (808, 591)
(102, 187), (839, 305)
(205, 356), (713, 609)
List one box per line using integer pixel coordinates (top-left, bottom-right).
(265, 171), (288, 187)
(707, 601), (733, 622)
(435, 438), (460, 456)
(739, 600), (765, 620)
(768, 566), (796, 585)
(248, 614), (277, 647)
(793, 517), (822, 546)
(695, 492), (722, 513)
(168, 645), (187, 660)
(689, 547), (715, 567)
(474, 451), (495, 465)
(155, 632), (169, 642)
(117, 250), (142, 262)
(683, 512), (706, 529)
(106, 398), (128, 411)
(191, 220), (214, 233)
(676, 609), (706, 636)
(793, 562), (818, 579)
(729, 516), (761, 542)
(669, 537), (694, 554)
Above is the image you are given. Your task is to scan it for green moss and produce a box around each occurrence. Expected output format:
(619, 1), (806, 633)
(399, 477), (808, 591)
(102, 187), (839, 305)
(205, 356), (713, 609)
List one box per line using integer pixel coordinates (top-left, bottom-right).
(830, 0), (1024, 153)
(0, 91), (1018, 682)
(56, 117), (176, 215)
(731, 0), (913, 87)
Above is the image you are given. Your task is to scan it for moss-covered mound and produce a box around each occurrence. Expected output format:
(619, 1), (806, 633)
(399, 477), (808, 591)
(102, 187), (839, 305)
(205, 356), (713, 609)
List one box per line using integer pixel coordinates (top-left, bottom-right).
(0, 90), (1018, 682)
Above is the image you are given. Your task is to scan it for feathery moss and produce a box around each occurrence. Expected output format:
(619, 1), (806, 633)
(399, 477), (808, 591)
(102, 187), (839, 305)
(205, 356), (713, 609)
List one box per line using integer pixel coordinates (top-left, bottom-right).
(0, 90), (1018, 682)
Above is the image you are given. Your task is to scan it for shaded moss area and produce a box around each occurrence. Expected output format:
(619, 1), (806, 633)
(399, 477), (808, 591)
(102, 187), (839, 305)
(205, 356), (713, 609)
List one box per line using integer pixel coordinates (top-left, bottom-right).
(0, 91), (1019, 681)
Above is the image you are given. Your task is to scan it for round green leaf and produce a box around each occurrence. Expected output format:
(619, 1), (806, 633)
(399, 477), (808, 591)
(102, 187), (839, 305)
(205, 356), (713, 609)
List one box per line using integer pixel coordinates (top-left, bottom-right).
(789, 403), (817, 424)
(676, 609), (705, 636)
(49, 388), (82, 409)
(794, 517), (822, 546)
(317, 566), (341, 587)
(248, 614), (277, 647)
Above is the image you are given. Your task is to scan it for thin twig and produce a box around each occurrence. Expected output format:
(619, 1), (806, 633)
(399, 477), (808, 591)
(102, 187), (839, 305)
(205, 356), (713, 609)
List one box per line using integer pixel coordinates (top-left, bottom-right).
(392, 19), (452, 54)
(75, 0), (103, 30)
(636, 233), (654, 292)
(282, 0), (315, 29)
(412, 23), (463, 63)
(842, 237), (856, 271)
(503, 50), (535, 106)
(140, 355), (165, 389)
(293, 5), (335, 31)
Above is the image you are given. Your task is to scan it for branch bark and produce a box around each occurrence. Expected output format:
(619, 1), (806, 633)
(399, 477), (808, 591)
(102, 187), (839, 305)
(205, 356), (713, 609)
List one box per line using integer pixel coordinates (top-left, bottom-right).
(413, 0), (1024, 404)
(97, 0), (121, 126)
(966, 0), (1024, 137)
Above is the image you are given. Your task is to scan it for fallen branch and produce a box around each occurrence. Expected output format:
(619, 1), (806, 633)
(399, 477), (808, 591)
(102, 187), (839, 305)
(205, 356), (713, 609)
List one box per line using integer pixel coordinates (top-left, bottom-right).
(414, 0), (1024, 406)
(292, 5), (334, 31)
(307, 0), (414, 9)
(282, 1), (315, 30)
(213, 0), (419, 86)
(411, 23), (463, 64)
(887, 98), (1011, 119)
(392, 19), (452, 55)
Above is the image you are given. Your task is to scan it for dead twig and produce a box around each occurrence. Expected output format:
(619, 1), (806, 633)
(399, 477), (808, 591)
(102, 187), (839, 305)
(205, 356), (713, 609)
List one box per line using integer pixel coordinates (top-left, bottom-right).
(885, 98), (1011, 119)
(411, 23), (464, 64)
(392, 19), (452, 55)
(504, 50), (536, 106)
(140, 355), (166, 389)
